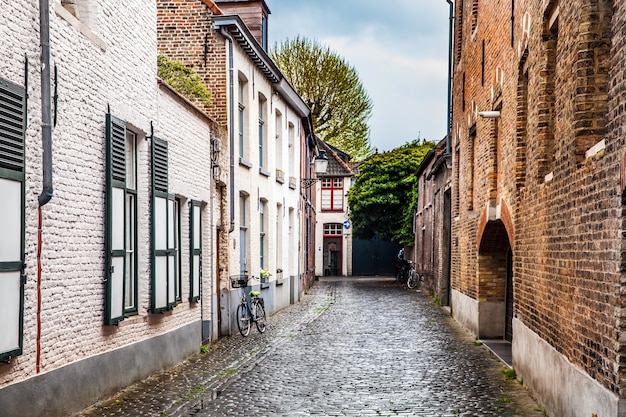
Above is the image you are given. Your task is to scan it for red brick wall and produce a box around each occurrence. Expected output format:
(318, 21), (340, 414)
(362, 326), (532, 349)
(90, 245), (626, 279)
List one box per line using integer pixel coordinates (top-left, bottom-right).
(157, 0), (228, 126)
(452, 0), (622, 394)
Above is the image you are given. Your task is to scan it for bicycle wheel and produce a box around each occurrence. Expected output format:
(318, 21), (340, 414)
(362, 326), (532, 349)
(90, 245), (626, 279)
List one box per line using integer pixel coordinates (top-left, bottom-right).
(254, 300), (266, 333)
(236, 303), (251, 337)
(406, 268), (418, 289)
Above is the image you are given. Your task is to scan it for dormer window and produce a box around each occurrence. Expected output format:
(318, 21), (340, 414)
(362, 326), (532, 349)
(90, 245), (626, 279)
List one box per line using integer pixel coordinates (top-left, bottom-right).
(262, 13), (268, 51)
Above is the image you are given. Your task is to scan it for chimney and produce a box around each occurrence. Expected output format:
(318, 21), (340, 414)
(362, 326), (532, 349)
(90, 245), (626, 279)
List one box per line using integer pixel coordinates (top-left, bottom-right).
(215, 0), (270, 50)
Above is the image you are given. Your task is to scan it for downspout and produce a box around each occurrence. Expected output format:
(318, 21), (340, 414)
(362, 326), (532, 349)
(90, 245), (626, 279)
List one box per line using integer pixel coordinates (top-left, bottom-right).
(445, 0), (454, 156)
(39, 0), (53, 206)
(37, 0), (53, 374)
(221, 27), (236, 234)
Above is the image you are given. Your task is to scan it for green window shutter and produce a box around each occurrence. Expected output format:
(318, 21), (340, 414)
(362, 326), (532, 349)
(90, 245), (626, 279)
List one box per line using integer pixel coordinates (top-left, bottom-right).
(104, 113), (126, 325)
(0, 77), (26, 362)
(189, 200), (201, 302)
(151, 137), (177, 312)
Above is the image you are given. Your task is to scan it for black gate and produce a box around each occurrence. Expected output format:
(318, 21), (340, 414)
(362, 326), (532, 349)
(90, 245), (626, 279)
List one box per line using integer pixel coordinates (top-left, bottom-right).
(352, 234), (399, 276)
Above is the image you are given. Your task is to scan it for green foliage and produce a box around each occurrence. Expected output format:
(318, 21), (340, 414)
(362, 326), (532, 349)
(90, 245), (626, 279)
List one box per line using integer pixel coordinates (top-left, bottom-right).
(157, 55), (211, 107)
(271, 36), (373, 160)
(347, 141), (435, 246)
(502, 368), (517, 381)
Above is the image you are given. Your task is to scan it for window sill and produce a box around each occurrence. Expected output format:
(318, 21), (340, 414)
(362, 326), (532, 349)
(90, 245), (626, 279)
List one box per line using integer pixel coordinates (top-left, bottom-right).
(117, 313), (148, 328)
(239, 158), (252, 169)
(55, 4), (107, 51)
(259, 168), (271, 177)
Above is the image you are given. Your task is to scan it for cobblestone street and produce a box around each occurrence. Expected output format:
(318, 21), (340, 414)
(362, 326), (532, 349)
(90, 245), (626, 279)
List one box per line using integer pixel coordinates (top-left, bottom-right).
(76, 277), (543, 417)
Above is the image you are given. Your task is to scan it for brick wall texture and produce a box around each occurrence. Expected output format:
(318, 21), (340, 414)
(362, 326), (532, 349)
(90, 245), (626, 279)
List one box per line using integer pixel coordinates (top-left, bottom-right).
(452, 0), (625, 400)
(0, 0), (216, 391)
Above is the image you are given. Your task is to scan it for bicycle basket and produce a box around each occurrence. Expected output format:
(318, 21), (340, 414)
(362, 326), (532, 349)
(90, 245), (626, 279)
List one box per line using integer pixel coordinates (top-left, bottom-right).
(230, 275), (249, 288)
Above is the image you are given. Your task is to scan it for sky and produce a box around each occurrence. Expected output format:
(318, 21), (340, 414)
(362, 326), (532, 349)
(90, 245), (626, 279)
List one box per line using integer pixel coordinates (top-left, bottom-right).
(266, 0), (451, 153)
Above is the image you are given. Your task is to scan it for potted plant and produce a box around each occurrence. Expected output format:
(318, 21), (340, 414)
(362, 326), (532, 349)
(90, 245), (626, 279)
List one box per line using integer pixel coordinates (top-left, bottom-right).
(260, 268), (271, 284)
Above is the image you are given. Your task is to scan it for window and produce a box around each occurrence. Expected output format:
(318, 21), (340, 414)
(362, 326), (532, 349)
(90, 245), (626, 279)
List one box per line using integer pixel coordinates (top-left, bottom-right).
(275, 203), (283, 271)
(275, 110), (283, 171)
(258, 93), (267, 170)
(238, 75), (248, 161)
(151, 137), (177, 313)
(288, 122), (295, 178)
(261, 13), (268, 51)
(124, 130), (138, 314)
(321, 178), (344, 211)
(0, 77), (26, 361)
(189, 200), (202, 302)
(60, 0), (99, 32)
(104, 113), (132, 324)
(239, 193), (249, 275)
(174, 197), (181, 302)
(324, 223), (343, 236)
(259, 199), (267, 269)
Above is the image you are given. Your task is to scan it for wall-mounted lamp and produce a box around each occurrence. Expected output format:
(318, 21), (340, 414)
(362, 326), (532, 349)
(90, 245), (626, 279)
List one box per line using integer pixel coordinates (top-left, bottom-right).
(211, 137), (221, 180)
(301, 150), (329, 189)
(478, 111), (501, 118)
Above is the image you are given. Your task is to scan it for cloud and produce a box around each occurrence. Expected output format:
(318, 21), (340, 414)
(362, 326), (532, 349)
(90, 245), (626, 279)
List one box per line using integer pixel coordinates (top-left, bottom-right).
(267, 0), (451, 151)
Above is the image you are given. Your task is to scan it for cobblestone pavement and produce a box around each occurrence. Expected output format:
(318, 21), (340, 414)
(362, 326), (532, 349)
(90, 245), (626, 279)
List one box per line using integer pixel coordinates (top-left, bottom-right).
(76, 277), (544, 417)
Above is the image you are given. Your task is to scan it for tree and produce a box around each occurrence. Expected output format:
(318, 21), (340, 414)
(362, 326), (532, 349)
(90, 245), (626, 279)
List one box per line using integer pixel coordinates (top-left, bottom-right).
(347, 141), (435, 246)
(271, 36), (373, 160)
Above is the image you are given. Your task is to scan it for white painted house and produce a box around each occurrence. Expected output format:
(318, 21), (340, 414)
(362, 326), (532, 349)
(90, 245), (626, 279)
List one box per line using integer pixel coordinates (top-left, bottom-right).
(314, 141), (355, 277)
(211, 12), (312, 332)
(0, 1), (219, 416)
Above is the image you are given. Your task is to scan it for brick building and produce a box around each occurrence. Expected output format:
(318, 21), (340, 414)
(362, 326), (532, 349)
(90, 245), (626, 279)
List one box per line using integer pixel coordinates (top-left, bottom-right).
(451, 0), (625, 415)
(0, 1), (219, 416)
(414, 138), (452, 307)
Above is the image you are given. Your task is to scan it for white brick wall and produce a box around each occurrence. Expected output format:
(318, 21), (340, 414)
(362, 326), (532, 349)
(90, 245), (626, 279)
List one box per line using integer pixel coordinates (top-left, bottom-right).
(227, 41), (301, 286)
(0, 0), (215, 389)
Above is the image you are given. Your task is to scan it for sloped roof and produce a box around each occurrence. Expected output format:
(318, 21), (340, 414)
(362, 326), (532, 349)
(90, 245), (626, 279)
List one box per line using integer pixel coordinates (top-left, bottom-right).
(317, 138), (353, 178)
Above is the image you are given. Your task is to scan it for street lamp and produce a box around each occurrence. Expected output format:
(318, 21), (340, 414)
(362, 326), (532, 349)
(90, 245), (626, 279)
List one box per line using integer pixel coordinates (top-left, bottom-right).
(301, 150), (329, 189)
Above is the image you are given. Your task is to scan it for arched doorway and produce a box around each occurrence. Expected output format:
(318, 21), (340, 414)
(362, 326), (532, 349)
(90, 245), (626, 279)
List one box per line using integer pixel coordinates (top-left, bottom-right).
(478, 219), (513, 341)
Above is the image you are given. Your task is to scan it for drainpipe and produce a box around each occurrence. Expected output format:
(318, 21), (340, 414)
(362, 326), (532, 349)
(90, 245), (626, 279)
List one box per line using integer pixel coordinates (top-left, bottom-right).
(445, 0), (454, 156)
(37, 0), (53, 375)
(220, 28), (235, 234)
(39, 0), (53, 206)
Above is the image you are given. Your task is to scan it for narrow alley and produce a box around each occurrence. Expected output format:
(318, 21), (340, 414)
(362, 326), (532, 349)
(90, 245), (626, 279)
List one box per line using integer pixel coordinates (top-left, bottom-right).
(75, 277), (542, 417)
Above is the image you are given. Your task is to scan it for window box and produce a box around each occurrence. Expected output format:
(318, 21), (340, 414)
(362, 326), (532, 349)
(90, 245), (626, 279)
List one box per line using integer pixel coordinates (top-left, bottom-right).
(289, 176), (297, 189)
(276, 169), (284, 184)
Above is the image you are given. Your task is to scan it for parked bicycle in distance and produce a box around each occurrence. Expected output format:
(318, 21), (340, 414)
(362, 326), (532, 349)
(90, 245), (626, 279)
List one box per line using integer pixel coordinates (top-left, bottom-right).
(231, 274), (267, 337)
(405, 260), (419, 289)
(396, 259), (419, 289)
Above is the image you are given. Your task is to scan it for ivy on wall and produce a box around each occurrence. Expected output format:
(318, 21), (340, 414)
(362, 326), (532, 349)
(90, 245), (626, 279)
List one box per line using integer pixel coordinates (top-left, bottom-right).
(157, 55), (211, 107)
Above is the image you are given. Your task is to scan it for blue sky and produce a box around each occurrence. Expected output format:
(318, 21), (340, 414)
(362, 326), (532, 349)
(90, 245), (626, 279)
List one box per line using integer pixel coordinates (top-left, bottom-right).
(266, 0), (451, 153)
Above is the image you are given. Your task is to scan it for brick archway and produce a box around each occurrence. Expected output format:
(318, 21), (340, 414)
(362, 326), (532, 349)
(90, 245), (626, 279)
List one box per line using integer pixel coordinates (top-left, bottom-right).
(476, 200), (514, 340)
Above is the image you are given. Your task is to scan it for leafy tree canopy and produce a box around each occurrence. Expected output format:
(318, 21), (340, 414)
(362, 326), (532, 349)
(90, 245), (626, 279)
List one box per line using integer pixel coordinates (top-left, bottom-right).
(271, 36), (373, 160)
(347, 141), (435, 246)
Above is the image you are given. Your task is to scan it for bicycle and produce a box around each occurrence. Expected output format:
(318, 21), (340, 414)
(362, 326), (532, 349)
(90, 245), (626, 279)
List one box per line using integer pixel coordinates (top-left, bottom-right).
(405, 261), (419, 289)
(230, 275), (267, 337)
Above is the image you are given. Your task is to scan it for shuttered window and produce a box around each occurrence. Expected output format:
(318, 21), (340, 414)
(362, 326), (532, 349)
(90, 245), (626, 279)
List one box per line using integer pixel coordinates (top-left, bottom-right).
(0, 77), (26, 361)
(151, 137), (177, 312)
(104, 114), (127, 324)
